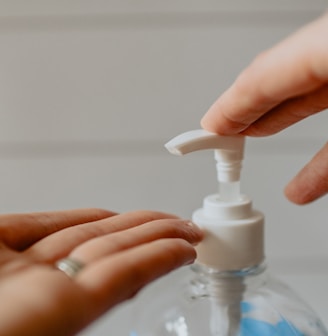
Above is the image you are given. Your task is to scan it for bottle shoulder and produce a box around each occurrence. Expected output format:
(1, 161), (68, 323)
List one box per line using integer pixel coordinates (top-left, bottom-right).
(131, 264), (328, 336)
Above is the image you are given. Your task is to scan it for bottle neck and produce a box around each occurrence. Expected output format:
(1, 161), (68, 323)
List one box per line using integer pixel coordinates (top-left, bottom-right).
(190, 262), (267, 300)
(187, 263), (266, 336)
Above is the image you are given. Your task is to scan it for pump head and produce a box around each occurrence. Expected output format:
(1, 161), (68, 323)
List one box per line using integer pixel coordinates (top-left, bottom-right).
(165, 129), (264, 271)
(165, 129), (245, 201)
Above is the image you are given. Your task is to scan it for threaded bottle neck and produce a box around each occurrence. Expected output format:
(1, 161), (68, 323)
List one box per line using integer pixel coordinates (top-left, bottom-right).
(190, 262), (267, 298)
(188, 262), (267, 336)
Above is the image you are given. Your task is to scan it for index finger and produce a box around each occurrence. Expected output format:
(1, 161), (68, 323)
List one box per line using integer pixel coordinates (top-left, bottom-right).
(201, 12), (328, 135)
(0, 208), (116, 250)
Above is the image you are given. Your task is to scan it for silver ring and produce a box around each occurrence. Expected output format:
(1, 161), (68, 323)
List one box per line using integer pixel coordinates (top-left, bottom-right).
(55, 257), (85, 278)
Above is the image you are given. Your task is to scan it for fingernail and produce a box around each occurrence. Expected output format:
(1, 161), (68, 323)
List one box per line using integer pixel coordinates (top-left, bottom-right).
(183, 257), (196, 266)
(186, 220), (201, 230)
(184, 220), (204, 239)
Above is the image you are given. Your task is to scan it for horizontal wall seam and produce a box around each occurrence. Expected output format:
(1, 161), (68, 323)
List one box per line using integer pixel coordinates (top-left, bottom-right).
(0, 11), (322, 33)
(0, 137), (324, 158)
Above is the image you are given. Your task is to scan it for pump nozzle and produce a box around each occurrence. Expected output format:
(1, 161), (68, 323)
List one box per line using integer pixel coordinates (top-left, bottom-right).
(165, 129), (244, 157)
(165, 129), (245, 202)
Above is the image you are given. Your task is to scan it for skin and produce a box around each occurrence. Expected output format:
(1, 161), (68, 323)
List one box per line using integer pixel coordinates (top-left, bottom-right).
(0, 208), (203, 336)
(201, 12), (328, 205)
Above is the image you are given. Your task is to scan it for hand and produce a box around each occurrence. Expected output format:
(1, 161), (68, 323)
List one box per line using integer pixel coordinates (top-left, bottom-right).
(0, 208), (202, 336)
(201, 12), (328, 205)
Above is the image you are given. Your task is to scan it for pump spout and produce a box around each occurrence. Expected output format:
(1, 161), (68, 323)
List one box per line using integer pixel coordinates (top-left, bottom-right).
(165, 129), (244, 158)
(165, 129), (245, 202)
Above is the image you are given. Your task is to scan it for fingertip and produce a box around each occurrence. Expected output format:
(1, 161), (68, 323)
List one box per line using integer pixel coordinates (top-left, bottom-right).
(201, 111), (230, 135)
(284, 183), (307, 205)
(284, 186), (326, 205)
(200, 108), (219, 133)
(200, 115), (208, 130)
(284, 142), (328, 205)
(284, 179), (318, 205)
(201, 95), (251, 135)
(201, 96), (230, 134)
(185, 220), (204, 243)
(171, 238), (197, 265)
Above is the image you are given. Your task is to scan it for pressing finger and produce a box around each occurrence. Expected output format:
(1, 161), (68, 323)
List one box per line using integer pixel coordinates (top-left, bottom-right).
(201, 13), (328, 135)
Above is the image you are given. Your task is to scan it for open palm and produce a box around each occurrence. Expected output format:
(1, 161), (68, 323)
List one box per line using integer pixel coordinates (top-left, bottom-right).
(0, 208), (202, 336)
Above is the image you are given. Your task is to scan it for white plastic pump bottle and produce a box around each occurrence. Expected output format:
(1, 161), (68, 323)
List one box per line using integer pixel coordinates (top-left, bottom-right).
(129, 130), (328, 336)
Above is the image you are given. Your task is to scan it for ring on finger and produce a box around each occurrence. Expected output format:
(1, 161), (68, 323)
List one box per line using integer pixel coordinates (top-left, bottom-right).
(55, 257), (85, 278)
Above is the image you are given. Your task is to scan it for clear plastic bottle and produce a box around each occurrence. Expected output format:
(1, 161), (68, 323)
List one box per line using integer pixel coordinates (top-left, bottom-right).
(130, 262), (328, 336)
(128, 130), (328, 336)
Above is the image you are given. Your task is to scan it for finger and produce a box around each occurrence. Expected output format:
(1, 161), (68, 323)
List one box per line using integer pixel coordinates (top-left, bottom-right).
(241, 84), (328, 136)
(76, 238), (196, 317)
(284, 142), (328, 204)
(201, 13), (328, 135)
(25, 211), (179, 263)
(70, 219), (203, 263)
(0, 208), (115, 250)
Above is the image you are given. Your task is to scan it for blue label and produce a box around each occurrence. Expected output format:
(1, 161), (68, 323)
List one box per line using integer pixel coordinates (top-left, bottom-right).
(240, 301), (305, 336)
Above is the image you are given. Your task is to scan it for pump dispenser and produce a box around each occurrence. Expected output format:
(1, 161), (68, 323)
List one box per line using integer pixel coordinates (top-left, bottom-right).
(165, 129), (263, 271)
(129, 130), (328, 336)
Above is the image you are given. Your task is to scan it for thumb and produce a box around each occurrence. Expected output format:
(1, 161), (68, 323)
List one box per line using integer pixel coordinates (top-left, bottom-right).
(284, 142), (328, 204)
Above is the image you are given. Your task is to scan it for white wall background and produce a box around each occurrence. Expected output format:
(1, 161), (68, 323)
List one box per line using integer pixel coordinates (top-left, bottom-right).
(0, 1), (327, 334)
